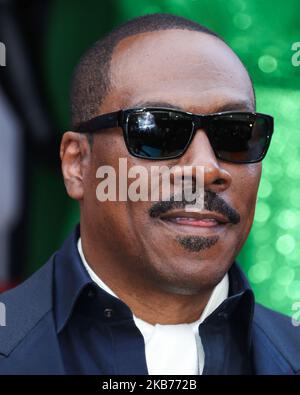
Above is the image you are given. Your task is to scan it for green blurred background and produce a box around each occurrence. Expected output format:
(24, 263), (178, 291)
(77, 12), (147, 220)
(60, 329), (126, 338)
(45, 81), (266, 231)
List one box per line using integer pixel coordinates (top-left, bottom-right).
(27, 0), (300, 317)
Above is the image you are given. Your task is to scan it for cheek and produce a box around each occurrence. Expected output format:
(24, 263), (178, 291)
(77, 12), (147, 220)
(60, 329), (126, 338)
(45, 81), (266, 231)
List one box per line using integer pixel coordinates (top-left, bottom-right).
(242, 163), (261, 205)
(230, 163), (261, 238)
(82, 136), (153, 243)
(229, 163), (261, 204)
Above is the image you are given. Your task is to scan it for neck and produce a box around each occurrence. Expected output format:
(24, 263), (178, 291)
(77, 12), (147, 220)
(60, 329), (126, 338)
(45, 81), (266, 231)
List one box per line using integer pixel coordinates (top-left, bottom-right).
(80, 235), (223, 325)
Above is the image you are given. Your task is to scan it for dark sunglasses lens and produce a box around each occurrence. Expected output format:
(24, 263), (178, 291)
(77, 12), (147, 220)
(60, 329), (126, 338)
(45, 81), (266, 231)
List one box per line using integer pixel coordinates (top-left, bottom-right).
(126, 110), (193, 159)
(208, 114), (271, 163)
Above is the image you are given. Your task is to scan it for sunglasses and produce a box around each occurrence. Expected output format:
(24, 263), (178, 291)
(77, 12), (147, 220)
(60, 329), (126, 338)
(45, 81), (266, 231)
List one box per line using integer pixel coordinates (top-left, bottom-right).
(75, 107), (274, 163)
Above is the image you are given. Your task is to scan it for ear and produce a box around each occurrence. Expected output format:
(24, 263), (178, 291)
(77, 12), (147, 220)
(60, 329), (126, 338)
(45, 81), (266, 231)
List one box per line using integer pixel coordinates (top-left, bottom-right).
(60, 132), (91, 200)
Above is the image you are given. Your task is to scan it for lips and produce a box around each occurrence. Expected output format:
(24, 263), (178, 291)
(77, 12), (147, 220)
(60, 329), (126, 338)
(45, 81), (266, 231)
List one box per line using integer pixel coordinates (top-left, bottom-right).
(159, 210), (229, 228)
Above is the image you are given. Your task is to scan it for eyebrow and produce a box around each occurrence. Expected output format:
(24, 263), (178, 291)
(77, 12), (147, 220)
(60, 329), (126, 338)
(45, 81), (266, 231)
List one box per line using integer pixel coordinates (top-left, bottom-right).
(131, 100), (255, 113)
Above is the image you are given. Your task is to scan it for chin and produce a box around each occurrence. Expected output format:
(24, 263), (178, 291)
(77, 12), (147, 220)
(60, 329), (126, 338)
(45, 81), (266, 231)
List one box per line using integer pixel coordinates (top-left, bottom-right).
(151, 255), (230, 295)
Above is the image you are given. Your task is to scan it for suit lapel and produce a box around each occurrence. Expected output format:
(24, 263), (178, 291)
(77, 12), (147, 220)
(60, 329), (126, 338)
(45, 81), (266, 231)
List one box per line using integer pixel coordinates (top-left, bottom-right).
(0, 256), (65, 374)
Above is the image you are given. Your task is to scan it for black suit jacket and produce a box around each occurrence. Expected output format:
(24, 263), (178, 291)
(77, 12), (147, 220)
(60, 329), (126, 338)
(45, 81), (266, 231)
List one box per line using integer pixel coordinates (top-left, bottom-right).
(0, 228), (300, 374)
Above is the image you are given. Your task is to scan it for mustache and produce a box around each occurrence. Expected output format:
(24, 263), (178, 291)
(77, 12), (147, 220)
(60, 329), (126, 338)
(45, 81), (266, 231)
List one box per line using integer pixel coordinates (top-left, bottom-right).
(148, 190), (241, 225)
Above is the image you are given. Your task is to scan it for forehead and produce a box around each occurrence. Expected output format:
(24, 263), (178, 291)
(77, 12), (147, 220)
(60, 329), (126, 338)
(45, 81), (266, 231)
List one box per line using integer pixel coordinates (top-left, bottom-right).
(101, 29), (254, 114)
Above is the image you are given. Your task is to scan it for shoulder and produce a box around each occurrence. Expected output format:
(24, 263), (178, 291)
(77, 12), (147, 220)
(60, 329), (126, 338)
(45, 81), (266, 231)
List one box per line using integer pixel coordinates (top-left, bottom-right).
(0, 255), (55, 356)
(253, 303), (300, 371)
(253, 302), (300, 341)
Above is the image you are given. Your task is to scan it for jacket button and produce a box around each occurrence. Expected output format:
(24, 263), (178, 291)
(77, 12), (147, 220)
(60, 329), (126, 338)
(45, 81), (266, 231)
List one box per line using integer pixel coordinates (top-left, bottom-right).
(104, 308), (114, 318)
(217, 311), (228, 320)
(87, 289), (95, 298)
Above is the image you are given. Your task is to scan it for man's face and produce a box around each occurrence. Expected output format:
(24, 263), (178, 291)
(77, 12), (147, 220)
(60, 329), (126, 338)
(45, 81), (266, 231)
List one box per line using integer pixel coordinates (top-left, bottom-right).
(80, 29), (260, 294)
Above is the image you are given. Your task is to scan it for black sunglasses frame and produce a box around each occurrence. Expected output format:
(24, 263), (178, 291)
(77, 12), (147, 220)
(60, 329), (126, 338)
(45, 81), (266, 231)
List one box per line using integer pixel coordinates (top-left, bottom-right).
(74, 107), (274, 163)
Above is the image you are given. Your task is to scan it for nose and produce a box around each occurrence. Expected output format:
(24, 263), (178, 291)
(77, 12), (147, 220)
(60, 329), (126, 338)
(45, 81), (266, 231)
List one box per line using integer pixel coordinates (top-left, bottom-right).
(176, 129), (232, 193)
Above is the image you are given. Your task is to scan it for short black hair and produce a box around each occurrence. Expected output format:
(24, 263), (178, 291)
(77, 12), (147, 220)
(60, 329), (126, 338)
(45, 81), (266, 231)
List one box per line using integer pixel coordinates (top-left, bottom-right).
(70, 13), (225, 129)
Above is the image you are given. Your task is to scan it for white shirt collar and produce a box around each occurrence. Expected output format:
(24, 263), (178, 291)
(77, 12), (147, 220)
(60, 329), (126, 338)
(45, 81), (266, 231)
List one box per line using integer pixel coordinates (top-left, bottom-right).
(77, 237), (229, 326)
(77, 237), (229, 375)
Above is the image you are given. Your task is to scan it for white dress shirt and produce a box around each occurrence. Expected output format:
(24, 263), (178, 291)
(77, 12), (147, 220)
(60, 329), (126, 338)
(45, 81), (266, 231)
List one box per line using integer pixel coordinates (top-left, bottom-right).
(78, 238), (229, 375)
